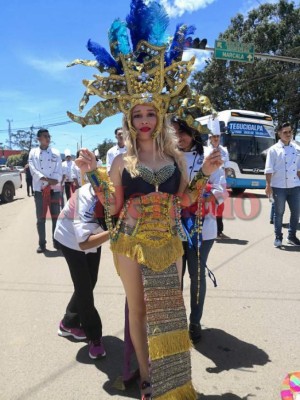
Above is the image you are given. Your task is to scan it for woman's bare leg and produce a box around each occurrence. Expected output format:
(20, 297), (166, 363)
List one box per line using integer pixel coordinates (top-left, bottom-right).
(176, 257), (183, 286)
(116, 254), (150, 385)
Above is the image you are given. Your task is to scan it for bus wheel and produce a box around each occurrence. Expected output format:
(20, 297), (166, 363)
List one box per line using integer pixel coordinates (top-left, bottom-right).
(231, 188), (245, 195)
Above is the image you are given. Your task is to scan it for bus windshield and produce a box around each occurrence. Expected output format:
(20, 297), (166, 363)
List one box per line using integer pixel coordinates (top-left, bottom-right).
(226, 136), (274, 168)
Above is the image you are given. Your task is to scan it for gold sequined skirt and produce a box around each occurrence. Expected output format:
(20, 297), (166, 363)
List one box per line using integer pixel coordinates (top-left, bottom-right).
(111, 222), (183, 274)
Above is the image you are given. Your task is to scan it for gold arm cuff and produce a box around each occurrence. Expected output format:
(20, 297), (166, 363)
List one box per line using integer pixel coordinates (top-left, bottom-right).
(188, 168), (209, 192)
(86, 167), (115, 193)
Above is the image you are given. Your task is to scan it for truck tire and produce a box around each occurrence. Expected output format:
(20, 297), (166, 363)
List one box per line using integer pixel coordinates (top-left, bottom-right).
(1, 182), (15, 203)
(231, 188), (246, 195)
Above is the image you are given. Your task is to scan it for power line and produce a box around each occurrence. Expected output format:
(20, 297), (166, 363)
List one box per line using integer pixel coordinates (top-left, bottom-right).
(0, 120), (74, 134)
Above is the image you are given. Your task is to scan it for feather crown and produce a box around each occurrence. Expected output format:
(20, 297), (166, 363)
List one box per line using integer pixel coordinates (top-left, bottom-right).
(67, 0), (199, 138)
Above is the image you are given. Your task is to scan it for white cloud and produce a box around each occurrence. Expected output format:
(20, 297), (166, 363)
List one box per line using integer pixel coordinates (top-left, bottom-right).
(23, 56), (69, 80)
(182, 48), (211, 70)
(160, 0), (216, 17)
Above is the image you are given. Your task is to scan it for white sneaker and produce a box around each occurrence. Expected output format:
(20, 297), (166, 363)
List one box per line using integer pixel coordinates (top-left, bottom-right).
(274, 238), (282, 247)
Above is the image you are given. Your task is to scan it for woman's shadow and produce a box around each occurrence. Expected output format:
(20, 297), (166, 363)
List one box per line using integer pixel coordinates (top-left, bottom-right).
(194, 328), (271, 374)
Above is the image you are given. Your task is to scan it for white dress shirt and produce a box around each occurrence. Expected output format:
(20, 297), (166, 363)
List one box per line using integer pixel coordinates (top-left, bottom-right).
(54, 183), (104, 253)
(29, 146), (62, 192)
(106, 145), (127, 172)
(265, 140), (300, 188)
(62, 160), (76, 182)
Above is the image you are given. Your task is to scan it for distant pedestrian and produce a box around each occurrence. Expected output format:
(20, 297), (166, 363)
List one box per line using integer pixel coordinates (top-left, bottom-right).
(94, 149), (103, 167)
(29, 128), (62, 253)
(265, 122), (300, 247)
(105, 127), (126, 173)
(24, 163), (33, 196)
(206, 117), (230, 239)
(62, 150), (78, 201)
(54, 183), (109, 359)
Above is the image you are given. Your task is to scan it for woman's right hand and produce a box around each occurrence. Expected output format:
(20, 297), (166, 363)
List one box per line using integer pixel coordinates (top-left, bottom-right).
(75, 148), (97, 173)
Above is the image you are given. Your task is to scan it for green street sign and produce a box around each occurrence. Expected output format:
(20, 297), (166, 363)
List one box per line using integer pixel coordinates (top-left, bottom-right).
(214, 40), (255, 63)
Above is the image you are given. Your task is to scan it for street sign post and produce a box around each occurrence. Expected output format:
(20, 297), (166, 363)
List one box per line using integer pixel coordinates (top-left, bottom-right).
(214, 40), (255, 63)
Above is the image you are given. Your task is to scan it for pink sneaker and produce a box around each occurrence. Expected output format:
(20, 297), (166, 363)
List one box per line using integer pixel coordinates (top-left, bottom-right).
(57, 321), (87, 340)
(88, 338), (106, 359)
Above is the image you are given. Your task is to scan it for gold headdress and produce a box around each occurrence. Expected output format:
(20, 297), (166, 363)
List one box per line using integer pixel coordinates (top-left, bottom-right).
(175, 92), (215, 134)
(67, 0), (199, 138)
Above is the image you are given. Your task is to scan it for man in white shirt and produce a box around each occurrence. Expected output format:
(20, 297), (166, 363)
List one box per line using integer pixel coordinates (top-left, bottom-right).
(29, 128), (62, 253)
(265, 122), (300, 247)
(62, 150), (78, 201)
(106, 127), (127, 173)
(206, 117), (230, 239)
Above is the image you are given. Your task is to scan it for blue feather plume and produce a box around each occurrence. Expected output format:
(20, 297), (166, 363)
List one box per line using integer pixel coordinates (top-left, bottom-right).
(108, 19), (131, 59)
(126, 0), (153, 50)
(165, 24), (197, 66)
(87, 39), (119, 72)
(148, 2), (169, 46)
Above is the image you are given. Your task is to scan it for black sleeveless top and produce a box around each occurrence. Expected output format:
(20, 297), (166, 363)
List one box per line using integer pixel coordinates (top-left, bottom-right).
(122, 163), (181, 200)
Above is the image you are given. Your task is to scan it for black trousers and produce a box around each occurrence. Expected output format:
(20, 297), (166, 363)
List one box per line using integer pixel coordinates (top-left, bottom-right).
(26, 178), (33, 196)
(217, 216), (223, 235)
(60, 244), (102, 340)
(64, 182), (74, 200)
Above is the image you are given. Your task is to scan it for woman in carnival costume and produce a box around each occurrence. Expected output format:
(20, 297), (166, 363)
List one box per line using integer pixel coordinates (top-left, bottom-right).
(171, 98), (228, 345)
(67, 1), (222, 398)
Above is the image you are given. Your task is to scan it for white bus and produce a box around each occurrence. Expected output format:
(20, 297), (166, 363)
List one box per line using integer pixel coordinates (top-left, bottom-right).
(197, 109), (276, 194)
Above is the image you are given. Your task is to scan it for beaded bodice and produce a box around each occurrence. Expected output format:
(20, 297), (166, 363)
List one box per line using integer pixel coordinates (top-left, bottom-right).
(122, 163), (181, 200)
(137, 164), (176, 192)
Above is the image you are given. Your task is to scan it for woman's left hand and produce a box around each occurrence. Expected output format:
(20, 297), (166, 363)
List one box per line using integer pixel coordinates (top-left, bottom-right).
(202, 149), (223, 176)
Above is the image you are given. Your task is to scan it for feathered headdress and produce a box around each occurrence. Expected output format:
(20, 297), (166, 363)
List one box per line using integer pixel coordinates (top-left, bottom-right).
(67, 0), (199, 138)
(175, 92), (216, 134)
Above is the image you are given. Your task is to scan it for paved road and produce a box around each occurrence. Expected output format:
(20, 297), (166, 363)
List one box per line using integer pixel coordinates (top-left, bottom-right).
(0, 185), (299, 400)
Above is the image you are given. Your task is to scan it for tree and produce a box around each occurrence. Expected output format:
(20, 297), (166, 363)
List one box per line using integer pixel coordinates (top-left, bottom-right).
(7, 152), (28, 167)
(190, 0), (300, 130)
(10, 127), (38, 151)
(96, 139), (115, 163)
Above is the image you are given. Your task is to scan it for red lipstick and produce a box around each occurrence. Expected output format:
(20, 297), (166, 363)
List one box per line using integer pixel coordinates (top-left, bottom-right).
(140, 127), (151, 132)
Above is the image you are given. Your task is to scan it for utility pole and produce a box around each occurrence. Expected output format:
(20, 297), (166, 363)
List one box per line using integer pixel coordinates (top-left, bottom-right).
(7, 119), (13, 149)
(29, 126), (34, 152)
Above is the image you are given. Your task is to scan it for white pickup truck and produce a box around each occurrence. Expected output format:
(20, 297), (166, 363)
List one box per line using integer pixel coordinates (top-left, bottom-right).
(0, 170), (22, 202)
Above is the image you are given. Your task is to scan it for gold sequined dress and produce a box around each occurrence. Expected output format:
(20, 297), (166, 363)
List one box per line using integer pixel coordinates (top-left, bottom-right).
(110, 164), (196, 400)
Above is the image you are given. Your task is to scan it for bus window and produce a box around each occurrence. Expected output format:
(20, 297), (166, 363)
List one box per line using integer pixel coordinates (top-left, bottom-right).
(256, 137), (275, 154)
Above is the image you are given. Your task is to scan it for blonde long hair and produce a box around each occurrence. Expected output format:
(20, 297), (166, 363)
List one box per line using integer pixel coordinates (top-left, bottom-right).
(122, 114), (187, 180)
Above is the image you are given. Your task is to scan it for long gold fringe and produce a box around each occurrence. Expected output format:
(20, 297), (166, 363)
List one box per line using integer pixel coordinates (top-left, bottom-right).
(155, 381), (197, 400)
(148, 330), (192, 361)
(111, 233), (183, 273)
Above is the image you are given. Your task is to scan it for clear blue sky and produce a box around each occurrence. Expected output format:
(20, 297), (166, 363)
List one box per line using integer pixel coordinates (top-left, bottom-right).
(0, 0), (295, 154)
